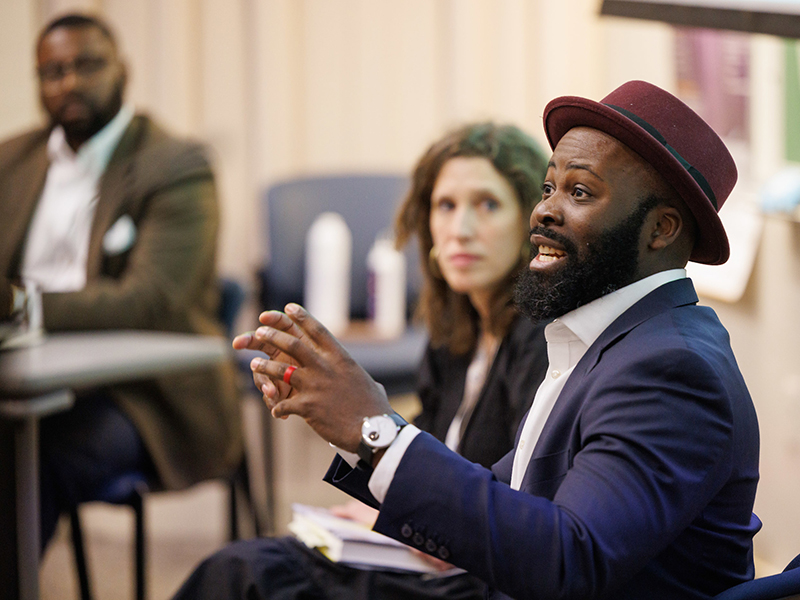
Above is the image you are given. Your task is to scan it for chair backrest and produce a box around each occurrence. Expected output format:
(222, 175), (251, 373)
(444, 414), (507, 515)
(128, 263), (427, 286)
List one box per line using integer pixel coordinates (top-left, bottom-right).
(259, 173), (421, 319)
(218, 277), (246, 338)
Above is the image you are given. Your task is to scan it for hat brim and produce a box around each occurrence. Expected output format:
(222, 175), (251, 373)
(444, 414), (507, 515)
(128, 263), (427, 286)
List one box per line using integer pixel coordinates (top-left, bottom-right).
(543, 96), (730, 265)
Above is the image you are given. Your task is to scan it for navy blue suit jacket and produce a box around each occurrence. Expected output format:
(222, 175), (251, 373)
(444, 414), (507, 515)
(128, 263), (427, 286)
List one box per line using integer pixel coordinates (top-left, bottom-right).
(326, 278), (760, 600)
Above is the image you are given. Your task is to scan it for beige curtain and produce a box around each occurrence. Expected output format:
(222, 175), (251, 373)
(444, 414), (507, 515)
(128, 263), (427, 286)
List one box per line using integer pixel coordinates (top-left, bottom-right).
(0, 0), (676, 277)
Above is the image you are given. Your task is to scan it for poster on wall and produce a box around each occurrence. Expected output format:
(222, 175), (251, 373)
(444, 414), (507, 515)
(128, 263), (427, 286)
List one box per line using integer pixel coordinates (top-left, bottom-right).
(674, 27), (751, 173)
(676, 27), (764, 302)
(784, 39), (800, 162)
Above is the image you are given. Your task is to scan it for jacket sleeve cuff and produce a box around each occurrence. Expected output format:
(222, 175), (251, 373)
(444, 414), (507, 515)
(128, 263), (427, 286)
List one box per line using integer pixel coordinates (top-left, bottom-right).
(367, 424), (421, 503)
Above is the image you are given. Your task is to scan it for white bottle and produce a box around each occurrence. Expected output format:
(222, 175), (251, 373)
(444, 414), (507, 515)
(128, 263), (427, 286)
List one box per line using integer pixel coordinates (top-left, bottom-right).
(304, 212), (352, 336)
(367, 234), (407, 339)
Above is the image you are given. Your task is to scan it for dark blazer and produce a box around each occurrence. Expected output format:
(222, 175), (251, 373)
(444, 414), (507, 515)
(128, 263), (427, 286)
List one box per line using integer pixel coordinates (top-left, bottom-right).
(326, 278), (760, 600)
(414, 316), (548, 468)
(0, 115), (242, 489)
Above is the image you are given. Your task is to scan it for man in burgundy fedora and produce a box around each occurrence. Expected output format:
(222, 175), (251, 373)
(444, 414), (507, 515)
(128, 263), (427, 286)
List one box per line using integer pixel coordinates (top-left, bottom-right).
(210, 80), (759, 600)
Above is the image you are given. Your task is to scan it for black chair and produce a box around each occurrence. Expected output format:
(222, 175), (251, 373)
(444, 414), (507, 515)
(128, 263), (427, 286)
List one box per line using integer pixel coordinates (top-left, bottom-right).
(69, 277), (256, 600)
(259, 173), (427, 396)
(714, 553), (800, 600)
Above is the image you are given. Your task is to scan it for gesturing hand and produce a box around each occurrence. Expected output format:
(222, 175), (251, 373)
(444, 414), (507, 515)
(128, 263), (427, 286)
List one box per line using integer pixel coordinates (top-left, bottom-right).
(232, 303), (392, 452)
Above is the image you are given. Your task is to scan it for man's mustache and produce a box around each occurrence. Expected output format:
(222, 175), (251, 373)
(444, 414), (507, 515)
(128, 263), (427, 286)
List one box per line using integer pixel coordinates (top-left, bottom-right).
(529, 226), (577, 256)
(57, 92), (93, 114)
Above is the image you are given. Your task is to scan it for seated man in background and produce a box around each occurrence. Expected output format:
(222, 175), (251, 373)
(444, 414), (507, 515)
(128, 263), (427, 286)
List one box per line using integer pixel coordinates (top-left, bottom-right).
(0, 13), (242, 550)
(236, 81), (760, 599)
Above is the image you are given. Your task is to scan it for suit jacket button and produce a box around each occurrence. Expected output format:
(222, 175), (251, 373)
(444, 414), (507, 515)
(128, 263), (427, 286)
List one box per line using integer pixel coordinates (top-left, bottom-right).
(425, 539), (437, 553)
(437, 546), (450, 560)
(412, 532), (425, 546)
(400, 524), (413, 538)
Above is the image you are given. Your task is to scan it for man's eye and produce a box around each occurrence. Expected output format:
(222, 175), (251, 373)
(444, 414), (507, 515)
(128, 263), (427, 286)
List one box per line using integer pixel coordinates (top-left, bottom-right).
(542, 183), (554, 196)
(74, 57), (108, 75)
(573, 187), (590, 198)
(37, 57), (108, 82)
(38, 64), (63, 82)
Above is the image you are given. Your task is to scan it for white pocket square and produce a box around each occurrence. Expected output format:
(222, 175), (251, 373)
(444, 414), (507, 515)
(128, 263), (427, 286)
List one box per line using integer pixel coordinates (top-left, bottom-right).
(103, 214), (137, 255)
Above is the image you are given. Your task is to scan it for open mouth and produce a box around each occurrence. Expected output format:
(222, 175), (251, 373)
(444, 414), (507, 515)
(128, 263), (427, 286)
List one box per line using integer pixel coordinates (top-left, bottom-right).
(536, 244), (567, 263)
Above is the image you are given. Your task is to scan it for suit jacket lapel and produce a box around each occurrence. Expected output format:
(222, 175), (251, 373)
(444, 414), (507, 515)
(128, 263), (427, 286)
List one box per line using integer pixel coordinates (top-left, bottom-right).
(517, 278), (700, 491)
(0, 138), (49, 278)
(86, 116), (144, 279)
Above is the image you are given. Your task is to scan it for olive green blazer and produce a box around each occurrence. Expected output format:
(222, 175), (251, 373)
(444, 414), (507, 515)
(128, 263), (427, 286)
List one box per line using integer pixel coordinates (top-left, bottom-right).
(0, 115), (242, 489)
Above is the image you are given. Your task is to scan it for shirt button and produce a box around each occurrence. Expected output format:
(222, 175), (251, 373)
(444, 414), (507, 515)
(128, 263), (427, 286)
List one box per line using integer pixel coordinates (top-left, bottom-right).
(519, 440), (525, 448)
(551, 370), (561, 379)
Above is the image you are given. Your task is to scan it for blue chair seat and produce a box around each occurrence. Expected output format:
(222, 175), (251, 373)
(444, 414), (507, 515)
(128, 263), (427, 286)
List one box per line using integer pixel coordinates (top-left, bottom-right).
(94, 470), (150, 503)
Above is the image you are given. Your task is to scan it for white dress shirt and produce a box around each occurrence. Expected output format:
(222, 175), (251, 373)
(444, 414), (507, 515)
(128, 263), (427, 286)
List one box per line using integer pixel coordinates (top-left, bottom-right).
(368, 269), (687, 503)
(21, 105), (135, 293)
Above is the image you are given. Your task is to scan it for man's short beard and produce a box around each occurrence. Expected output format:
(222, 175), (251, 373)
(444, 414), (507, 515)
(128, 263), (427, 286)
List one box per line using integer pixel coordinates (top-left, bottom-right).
(514, 195), (661, 324)
(57, 76), (125, 143)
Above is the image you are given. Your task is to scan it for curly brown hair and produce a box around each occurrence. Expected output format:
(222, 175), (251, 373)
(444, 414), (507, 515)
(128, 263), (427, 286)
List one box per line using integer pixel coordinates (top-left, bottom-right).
(395, 122), (548, 355)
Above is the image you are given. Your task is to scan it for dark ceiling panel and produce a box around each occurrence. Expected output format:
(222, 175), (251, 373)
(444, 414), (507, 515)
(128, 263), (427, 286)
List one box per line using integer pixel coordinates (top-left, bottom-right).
(600, 0), (800, 37)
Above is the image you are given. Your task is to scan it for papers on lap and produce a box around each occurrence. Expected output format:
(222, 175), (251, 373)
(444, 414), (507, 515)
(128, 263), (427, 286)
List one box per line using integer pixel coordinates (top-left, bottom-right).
(289, 503), (440, 573)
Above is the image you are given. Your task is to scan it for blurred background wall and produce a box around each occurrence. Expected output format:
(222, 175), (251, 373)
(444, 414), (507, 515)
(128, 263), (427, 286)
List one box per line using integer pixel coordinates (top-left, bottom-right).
(2, 0), (799, 575)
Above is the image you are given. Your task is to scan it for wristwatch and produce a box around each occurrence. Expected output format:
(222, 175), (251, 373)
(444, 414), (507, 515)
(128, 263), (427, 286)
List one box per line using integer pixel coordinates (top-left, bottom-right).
(356, 412), (408, 470)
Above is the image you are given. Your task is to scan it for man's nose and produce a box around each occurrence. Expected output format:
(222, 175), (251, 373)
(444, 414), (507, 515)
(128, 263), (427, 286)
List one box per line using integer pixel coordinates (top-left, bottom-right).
(531, 195), (562, 228)
(59, 69), (81, 92)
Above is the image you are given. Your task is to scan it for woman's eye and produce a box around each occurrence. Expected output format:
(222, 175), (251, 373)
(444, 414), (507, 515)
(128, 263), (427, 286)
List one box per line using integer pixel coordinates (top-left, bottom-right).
(435, 199), (454, 211)
(481, 197), (500, 211)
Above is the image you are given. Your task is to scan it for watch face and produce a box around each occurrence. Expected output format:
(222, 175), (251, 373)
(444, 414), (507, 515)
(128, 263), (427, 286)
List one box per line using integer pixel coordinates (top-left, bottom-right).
(362, 415), (398, 449)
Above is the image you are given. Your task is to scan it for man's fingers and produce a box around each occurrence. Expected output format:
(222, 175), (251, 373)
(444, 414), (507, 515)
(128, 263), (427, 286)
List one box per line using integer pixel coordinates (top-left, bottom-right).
(232, 331), (283, 359)
(285, 304), (345, 352)
(258, 310), (309, 341)
(251, 357), (300, 388)
(253, 324), (315, 366)
(232, 333), (250, 350)
(258, 380), (288, 419)
(270, 396), (303, 420)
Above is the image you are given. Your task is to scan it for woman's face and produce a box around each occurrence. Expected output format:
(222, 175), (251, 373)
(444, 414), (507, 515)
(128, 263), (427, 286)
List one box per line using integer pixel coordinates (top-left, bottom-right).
(429, 156), (528, 302)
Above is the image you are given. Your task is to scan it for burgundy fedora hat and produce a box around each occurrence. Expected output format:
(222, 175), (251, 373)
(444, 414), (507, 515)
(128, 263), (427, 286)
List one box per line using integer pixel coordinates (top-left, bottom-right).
(542, 80), (736, 265)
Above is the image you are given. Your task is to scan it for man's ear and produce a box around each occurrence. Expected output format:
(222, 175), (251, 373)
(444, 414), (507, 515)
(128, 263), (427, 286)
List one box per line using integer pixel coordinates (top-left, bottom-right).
(647, 205), (683, 251)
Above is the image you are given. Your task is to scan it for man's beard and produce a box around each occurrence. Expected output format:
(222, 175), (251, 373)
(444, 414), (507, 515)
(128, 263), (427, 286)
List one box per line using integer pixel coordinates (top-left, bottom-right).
(55, 77), (124, 143)
(514, 195), (660, 323)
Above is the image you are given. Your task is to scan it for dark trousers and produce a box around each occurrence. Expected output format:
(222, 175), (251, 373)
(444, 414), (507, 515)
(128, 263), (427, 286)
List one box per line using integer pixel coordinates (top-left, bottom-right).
(39, 391), (154, 552)
(172, 536), (486, 600)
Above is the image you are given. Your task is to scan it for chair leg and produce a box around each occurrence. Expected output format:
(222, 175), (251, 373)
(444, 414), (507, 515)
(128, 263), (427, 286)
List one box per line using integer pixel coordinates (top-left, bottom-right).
(261, 410), (275, 535)
(69, 508), (93, 600)
(229, 459), (263, 541)
(228, 477), (239, 541)
(244, 462), (263, 537)
(131, 489), (146, 600)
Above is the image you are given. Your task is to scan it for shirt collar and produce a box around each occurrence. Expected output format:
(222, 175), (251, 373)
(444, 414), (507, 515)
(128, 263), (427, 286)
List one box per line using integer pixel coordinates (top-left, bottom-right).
(46, 104), (135, 175)
(558, 268), (687, 348)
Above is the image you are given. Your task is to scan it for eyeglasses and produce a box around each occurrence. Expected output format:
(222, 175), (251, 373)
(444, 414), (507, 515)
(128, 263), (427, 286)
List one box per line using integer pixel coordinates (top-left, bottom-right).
(37, 56), (109, 84)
